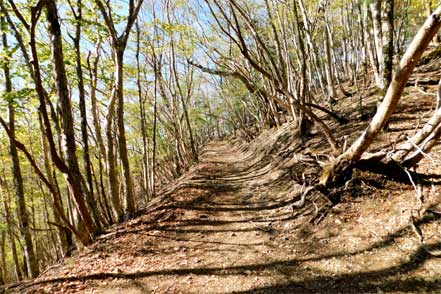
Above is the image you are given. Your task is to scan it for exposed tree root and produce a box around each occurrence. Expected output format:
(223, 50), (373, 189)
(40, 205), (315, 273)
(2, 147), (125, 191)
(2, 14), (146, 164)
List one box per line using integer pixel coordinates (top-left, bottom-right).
(410, 214), (441, 257)
(319, 149), (434, 191)
(313, 150), (428, 222)
(291, 186), (316, 210)
(291, 181), (339, 227)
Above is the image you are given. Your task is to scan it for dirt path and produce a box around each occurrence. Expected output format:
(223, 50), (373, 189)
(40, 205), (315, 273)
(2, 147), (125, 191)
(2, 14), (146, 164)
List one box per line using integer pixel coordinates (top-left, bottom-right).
(14, 139), (441, 293)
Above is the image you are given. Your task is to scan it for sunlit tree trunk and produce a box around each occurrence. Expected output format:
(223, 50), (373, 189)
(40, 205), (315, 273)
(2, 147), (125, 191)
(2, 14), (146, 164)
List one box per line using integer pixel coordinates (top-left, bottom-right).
(381, 0), (394, 90)
(115, 48), (136, 214)
(95, 0), (144, 216)
(323, 18), (337, 101)
(170, 39), (198, 162)
(46, 0), (99, 239)
(68, 0), (102, 231)
(370, 0), (384, 89)
(135, 21), (151, 201)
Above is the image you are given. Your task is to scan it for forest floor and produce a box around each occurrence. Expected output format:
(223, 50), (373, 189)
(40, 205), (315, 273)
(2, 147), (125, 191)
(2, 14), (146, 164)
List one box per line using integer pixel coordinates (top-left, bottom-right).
(5, 49), (441, 293)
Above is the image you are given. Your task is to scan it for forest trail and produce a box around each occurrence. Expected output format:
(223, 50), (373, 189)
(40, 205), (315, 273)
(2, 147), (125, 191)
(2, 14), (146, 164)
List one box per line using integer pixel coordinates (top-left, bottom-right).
(2, 1), (441, 292)
(9, 131), (441, 293)
(19, 139), (314, 293)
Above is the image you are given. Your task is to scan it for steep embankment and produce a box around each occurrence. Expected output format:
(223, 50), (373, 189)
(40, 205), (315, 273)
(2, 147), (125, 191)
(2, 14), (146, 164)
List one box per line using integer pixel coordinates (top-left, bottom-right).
(6, 50), (441, 294)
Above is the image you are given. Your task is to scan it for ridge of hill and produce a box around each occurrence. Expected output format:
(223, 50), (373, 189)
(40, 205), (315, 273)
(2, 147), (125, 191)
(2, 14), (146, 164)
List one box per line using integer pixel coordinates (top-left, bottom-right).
(4, 49), (441, 294)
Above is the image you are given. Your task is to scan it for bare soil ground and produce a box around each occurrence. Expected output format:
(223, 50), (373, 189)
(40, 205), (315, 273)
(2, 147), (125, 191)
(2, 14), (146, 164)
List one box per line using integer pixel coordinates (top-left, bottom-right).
(5, 49), (441, 294)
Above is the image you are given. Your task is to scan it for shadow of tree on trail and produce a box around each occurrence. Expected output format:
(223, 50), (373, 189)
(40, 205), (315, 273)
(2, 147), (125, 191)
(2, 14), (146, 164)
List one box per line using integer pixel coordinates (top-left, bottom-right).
(234, 243), (441, 293)
(26, 240), (440, 293)
(12, 137), (441, 294)
(24, 207), (441, 294)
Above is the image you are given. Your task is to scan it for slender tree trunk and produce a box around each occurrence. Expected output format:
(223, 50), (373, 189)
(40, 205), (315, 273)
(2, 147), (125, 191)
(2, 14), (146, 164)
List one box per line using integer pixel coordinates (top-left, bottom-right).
(152, 66), (158, 197)
(371, 0), (385, 90)
(38, 114), (70, 253)
(292, 0), (310, 133)
(70, 0), (102, 231)
(87, 45), (117, 222)
(87, 45), (107, 166)
(95, 158), (113, 224)
(135, 21), (151, 201)
(364, 1), (381, 86)
(115, 48), (136, 215)
(297, 0), (327, 97)
(94, 0), (144, 216)
(46, 0), (99, 240)
(40, 189), (60, 259)
(323, 19), (337, 101)
(0, 230), (6, 284)
(2, 20), (39, 278)
(169, 36), (198, 162)
(381, 0), (394, 90)
(0, 175), (22, 281)
(105, 97), (122, 221)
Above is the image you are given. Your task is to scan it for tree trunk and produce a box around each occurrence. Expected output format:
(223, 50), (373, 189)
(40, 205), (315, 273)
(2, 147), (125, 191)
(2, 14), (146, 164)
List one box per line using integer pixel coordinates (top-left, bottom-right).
(371, 0), (384, 90)
(2, 19), (39, 278)
(38, 114), (71, 254)
(323, 6), (441, 186)
(87, 45), (117, 222)
(323, 19), (337, 101)
(364, 1), (381, 86)
(381, 0), (394, 90)
(168, 31), (198, 162)
(115, 48), (136, 216)
(0, 230), (6, 284)
(135, 21), (151, 202)
(70, 0), (102, 231)
(297, 0), (327, 98)
(1, 0), (89, 244)
(152, 58), (159, 197)
(0, 175), (22, 281)
(46, 0), (99, 240)
(88, 45), (107, 169)
(94, 0), (144, 216)
(105, 97), (122, 221)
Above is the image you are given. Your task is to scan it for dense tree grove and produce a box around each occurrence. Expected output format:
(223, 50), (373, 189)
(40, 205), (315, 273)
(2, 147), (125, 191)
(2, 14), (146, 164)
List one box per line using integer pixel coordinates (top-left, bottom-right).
(0, 0), (440, 284)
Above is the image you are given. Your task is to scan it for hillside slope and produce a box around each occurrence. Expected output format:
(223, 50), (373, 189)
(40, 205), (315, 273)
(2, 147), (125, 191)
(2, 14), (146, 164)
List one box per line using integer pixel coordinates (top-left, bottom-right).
(4, 51), (441, 294)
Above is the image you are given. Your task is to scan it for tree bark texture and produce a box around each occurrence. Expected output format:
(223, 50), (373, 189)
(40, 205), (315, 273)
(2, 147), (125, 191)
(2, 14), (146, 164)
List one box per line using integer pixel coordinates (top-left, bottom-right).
(46, 0), (99, 240)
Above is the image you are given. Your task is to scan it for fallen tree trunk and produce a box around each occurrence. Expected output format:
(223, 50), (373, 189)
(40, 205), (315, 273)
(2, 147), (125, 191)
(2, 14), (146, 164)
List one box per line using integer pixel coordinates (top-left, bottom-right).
(321, 6), (441, 187)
